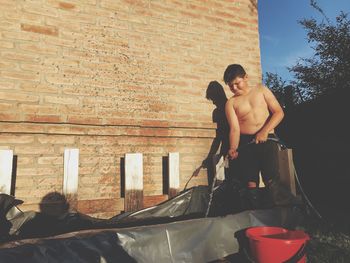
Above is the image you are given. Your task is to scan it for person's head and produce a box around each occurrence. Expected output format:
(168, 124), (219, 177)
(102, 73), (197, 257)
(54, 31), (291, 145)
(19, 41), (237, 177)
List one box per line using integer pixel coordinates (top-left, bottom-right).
(206, 81), (227, 106)
(223, 64), (248, 95)
(39, 192), (69, 217)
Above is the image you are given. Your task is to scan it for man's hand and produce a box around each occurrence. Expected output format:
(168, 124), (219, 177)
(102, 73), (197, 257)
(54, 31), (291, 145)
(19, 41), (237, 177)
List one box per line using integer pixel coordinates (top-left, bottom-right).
(228, 149), (239, 159)
(255, 131), (268, 144)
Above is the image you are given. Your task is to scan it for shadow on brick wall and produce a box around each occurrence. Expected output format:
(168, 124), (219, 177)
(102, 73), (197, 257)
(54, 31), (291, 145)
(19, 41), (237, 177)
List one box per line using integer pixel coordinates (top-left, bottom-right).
(203, 81), (229, 186)
(39, 192), (70, 217)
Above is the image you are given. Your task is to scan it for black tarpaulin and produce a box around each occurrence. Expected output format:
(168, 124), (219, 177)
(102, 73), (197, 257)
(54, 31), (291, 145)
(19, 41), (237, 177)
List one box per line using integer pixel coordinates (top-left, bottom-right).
(0, 207), (301, 263)
(0, 183), (303, 262)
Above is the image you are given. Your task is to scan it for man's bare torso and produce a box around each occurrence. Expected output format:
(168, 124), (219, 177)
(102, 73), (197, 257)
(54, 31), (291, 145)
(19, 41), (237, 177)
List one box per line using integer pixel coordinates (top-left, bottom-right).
(231, 87), (271, 135)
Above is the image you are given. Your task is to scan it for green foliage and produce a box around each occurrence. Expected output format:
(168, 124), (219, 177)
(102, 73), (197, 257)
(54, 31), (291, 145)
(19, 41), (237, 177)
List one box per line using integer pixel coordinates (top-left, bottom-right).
(263, 72), (286, 106)
(264, 2), (350, 104)
(263, 72), (304, 107)
(300, 216), (350, 263)
(291, 11), (350, 100)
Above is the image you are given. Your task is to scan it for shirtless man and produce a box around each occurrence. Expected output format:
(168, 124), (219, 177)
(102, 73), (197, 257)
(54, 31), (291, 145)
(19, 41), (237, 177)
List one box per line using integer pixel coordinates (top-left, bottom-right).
(224, 64), (284, 189)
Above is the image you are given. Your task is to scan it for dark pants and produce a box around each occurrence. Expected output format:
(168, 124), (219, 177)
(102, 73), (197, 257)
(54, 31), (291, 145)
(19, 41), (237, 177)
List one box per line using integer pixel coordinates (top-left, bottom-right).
(227, 134), (280, 186)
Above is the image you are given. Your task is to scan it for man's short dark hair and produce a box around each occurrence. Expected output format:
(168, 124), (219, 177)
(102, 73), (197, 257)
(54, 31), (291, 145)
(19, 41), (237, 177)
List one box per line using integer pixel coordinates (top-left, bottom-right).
(223, 64), (246, 84)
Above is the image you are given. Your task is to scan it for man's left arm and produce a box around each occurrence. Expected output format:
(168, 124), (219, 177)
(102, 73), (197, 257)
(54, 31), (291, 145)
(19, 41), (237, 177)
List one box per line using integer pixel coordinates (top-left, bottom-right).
(255, 87), (284, 143)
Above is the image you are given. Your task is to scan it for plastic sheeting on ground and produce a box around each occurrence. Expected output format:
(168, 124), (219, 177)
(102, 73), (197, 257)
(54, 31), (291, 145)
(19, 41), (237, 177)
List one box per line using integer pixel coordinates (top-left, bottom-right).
(0, 207), (302, 263)
(1, 186), (210, 243)
(0, 183), (303, 262)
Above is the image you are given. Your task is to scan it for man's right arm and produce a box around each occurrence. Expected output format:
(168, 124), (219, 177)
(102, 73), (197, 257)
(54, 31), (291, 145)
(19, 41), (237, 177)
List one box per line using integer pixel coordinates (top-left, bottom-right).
(225, 98), (240, 159)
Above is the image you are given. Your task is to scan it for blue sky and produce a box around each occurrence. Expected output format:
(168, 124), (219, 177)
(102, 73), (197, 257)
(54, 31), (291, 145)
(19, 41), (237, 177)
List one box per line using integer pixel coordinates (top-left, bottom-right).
(258, 0), (350, 82)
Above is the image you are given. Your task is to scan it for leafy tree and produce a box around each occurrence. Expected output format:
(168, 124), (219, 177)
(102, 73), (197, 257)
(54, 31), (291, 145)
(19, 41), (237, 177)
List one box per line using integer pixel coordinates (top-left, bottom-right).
(263, 72), (304, 108)
(264, 1), (350, 103)
(291, 10), (350, 100)
(263, 72), (286, 107)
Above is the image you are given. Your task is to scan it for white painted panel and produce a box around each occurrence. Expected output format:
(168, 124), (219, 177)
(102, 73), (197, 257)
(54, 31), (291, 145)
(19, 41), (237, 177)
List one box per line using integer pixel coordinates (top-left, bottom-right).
(168, 152), (180, 189)
(259, 172), (265, 188)
(213, 154), (225, 181)
(63, 148), (79, 195)
(125, 153), (143, 190)
(0, 150), (13, 194)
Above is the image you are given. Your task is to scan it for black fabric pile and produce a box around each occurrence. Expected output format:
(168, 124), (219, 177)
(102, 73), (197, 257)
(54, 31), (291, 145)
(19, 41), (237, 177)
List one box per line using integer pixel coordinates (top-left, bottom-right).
(0, 183), (305, 262)
(0, 179), (303, 244)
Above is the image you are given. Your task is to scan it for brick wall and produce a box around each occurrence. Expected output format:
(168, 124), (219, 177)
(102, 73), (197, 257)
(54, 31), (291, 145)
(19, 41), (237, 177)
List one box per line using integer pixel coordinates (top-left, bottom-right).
(0, 0), (261, 218)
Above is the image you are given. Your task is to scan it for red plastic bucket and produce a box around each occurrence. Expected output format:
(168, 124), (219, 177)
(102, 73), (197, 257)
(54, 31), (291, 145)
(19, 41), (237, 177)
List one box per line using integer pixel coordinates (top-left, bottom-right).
(246, 226), (310, 263)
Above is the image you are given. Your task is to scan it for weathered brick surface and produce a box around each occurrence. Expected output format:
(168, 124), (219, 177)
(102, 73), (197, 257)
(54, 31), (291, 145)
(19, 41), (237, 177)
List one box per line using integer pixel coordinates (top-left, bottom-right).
(0, 0), (261, 218)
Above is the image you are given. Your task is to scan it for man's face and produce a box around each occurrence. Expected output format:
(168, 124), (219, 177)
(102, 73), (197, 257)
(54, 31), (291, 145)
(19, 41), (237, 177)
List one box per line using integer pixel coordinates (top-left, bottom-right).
(228, 75), (248, 95)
